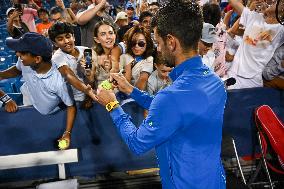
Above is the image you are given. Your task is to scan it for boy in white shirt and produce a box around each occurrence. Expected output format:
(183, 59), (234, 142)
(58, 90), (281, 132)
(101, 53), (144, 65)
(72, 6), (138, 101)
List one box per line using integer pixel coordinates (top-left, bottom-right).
(48, 22), (97, 108)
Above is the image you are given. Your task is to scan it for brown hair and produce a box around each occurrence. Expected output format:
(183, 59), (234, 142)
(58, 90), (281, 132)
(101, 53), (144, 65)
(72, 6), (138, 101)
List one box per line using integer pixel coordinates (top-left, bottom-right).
(124, 25), (153, 59)
(93, 20), (117, 55)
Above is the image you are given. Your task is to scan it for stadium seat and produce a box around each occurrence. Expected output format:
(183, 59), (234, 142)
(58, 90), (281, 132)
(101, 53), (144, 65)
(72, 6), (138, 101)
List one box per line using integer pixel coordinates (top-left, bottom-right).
(0, 77), (22, 93)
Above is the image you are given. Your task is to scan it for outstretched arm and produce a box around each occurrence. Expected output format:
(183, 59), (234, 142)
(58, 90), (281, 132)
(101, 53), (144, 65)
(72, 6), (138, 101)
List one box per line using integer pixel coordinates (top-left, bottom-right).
(76, 0), (106, 25)
(57, 104), (76, 150)
(0, 66), (22, 80)
(58, 65), (97, 100)
(229, 0), (245, 15)
(96, 88), (182, 155)
(65, 105), (76, 134)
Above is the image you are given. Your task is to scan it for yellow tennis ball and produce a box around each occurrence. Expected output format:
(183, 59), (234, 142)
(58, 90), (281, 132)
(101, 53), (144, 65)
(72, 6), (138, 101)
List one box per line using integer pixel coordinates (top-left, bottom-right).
(100, 80), (112, 90)
(58, 139), (68, 150)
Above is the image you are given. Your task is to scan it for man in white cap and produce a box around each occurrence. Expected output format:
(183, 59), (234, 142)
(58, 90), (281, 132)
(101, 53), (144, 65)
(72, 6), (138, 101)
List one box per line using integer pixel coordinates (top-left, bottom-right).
(198, 22), (218, 69)
(115, 11), (132, 42)
(115, 11), (128, 28)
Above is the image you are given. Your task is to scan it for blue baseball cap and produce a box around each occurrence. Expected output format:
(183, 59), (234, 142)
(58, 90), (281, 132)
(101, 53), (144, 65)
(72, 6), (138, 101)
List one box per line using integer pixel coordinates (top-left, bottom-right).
(126, 3), (134, 10)
(6, 32), (53, 57)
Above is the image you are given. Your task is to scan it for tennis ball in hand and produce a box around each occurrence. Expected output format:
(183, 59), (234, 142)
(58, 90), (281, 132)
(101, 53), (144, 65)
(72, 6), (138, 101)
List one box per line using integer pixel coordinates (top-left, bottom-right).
(99, 80), (113, 90)
(58, 139), (68, 150)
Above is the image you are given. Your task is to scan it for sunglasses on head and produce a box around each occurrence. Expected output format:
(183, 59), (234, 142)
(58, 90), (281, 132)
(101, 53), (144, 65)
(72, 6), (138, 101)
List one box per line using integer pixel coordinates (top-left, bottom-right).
(132, 41), (146, 48)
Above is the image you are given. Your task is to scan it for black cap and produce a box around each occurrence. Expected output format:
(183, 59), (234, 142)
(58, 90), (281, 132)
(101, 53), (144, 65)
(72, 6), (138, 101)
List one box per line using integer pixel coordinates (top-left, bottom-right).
(6, 32), (53, 57)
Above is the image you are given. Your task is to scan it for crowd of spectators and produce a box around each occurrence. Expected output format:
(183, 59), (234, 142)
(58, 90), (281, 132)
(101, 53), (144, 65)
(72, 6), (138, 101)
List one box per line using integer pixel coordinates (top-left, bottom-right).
(0, 0), (283, 149)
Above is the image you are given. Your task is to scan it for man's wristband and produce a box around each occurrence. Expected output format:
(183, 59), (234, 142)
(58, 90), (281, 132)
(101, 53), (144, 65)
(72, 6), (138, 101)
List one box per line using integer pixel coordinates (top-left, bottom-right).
(0, 94), (12, 105)
(105, 101), (119, 112)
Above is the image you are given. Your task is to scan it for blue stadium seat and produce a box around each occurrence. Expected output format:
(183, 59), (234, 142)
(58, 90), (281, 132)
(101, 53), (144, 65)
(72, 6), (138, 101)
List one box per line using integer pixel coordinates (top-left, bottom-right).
(0, 80), (14, 93)
(0, 77), (22, 93)
(5, 55), (13, 66)
(12, 77), (24, 93)
(0, 56), (9, 70)
(0, 55), (14, 70)
(0, 63), (8, 70)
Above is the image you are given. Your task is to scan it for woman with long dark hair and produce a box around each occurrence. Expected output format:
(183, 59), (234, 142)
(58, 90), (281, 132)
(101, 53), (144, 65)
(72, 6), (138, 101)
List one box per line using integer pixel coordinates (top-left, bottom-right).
(120, 25), (154, 90)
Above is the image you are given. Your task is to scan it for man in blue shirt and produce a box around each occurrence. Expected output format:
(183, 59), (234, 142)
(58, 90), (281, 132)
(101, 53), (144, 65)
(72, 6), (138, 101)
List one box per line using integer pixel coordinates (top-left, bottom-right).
(95, 0), (227, 188)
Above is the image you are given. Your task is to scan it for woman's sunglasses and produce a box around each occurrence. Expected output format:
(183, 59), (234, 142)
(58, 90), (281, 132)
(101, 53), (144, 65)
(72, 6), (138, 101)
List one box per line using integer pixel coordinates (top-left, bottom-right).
(132, 41), (146, 48)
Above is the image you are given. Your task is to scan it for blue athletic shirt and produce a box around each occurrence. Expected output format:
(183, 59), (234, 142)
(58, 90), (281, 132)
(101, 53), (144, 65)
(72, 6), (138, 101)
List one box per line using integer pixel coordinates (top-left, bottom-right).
(110, 56), (227, 189)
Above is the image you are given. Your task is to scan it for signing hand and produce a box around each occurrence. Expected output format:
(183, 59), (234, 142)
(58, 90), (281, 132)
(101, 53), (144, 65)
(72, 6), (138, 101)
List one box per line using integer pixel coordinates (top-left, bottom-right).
(110, 73), (134, 95)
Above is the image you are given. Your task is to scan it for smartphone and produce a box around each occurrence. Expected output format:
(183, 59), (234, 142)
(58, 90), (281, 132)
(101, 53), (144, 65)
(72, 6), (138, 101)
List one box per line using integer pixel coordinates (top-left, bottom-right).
(84, 49), (92, 69)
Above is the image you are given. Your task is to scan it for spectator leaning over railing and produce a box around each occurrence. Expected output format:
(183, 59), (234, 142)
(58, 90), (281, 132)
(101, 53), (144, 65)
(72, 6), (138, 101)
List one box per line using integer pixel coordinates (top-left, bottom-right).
(0, 33), (76, 150)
